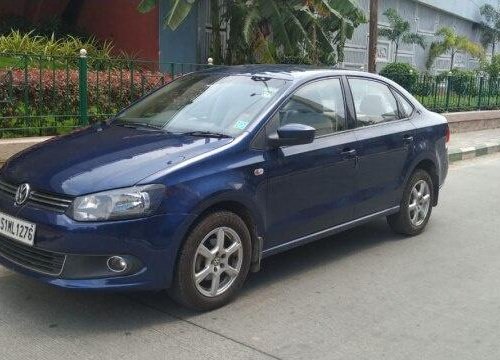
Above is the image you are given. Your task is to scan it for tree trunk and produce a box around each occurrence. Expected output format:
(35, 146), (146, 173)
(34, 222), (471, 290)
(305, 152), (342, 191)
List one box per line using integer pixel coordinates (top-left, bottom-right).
(394, 42), (399, 62)
(210, 0), (223, 65)
(450, 50), (455, 71)
(368, 0), (379, 73)
(492, 42), (496, 58)
(312, 24), (318, 64)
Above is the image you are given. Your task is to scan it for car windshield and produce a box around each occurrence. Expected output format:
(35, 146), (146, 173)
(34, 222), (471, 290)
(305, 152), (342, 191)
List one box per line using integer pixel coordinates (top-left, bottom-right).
(115, 73), (290, 137)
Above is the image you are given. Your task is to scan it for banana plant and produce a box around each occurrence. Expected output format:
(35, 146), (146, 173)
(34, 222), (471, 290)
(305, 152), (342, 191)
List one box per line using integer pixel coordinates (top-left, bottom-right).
(138, 0), (366, 65)
(236, 0), (366, 64)
(137, 0), (198, 30)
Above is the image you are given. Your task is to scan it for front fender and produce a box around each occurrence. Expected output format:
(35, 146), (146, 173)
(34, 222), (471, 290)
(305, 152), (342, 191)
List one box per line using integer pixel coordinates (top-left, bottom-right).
(190, 189), (265, 234)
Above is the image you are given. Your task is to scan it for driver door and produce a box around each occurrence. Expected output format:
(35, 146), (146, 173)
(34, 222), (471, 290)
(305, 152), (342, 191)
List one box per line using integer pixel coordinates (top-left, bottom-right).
(263, 78), (359, 251)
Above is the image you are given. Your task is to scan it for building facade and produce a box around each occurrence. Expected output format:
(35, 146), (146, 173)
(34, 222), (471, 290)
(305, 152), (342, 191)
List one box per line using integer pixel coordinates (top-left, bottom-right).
(1, 0), (498, 72)
(160, 0), (499, 72)
(342, 0), (499, 73)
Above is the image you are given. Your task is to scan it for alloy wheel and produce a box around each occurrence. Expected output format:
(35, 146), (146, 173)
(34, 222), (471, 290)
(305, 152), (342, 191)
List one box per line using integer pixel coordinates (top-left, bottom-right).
(408, 179), (431, 227)
(193, 227), (243, 297)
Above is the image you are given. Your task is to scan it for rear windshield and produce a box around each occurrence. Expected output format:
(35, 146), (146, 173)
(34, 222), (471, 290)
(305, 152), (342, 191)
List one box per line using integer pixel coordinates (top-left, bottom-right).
(116, 73), (290, 137)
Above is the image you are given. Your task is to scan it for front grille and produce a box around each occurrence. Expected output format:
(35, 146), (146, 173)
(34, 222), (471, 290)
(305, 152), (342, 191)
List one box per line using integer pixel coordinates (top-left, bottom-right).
(0, 179), (73, 212)
(28, 191), (73, 212)
(0, 235), (66, 275)
(0, 179), (16, 196)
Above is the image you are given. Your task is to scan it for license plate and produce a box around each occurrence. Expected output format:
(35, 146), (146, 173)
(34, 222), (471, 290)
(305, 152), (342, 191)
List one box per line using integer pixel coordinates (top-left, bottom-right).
(0, 211), (36, 246)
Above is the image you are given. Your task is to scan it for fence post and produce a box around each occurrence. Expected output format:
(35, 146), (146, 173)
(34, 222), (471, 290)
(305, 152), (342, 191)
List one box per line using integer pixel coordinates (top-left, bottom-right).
(23, 55), (29, 109)
(496, 76), (500, 107)
(78, 49), (89, 126)
(478, 74), (485, 110)
(7, 70), (13, 101)
(445, 72), (452, 112)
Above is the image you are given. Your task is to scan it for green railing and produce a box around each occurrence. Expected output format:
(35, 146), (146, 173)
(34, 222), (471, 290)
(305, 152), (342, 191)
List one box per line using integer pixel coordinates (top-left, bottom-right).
(2, 51), (500, 139)
(388, 73), (500, 113)
(0, 51), (214, 138)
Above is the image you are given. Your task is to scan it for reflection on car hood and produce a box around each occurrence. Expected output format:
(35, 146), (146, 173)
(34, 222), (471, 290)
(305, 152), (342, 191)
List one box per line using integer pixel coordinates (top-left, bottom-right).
(1, 124), (232, 196)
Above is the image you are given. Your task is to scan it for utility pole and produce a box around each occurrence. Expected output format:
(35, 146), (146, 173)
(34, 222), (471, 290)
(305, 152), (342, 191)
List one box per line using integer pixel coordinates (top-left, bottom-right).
(368, 0), (379, 73)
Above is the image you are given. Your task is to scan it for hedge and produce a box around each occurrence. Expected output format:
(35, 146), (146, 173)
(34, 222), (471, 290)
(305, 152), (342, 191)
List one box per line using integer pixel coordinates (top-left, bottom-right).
(0, 67), (172, 137)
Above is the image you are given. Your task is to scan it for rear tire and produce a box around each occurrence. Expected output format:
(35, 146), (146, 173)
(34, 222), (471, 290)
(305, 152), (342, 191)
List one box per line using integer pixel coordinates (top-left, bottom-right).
(169, 211), (252, 311)
(387, 169), (434, 236)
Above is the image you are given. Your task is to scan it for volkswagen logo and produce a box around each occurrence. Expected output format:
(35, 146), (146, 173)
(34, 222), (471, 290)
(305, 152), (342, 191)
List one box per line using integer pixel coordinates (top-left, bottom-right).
(15, 183), (31, 206)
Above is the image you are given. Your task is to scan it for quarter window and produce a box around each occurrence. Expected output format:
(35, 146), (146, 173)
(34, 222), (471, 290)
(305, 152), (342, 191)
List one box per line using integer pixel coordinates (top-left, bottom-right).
(393, 91), (414, 118)
(349, 79), (400, 127)
(278, 78), (346, 137)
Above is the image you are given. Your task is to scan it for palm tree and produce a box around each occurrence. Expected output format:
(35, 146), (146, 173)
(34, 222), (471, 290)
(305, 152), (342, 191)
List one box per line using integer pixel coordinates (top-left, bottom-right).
(378, 8), (425, 62)
(426, 27), (484, 70)
(479, 4), (500, 58)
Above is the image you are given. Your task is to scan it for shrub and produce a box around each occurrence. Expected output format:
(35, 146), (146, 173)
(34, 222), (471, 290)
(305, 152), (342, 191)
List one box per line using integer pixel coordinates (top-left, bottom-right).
(482, 54), (500, 78)
(0, 67), (172, 137)
(0, 14), (88, 39)
(379, 62), (419, 91)
(0, 30), (117, 60)
(437, 68), (478, 96)
(412, 74), (434, 97)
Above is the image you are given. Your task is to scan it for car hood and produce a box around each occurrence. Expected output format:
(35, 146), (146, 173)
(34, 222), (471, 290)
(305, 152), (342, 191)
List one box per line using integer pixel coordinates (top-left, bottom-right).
(1, 124), (232, 196)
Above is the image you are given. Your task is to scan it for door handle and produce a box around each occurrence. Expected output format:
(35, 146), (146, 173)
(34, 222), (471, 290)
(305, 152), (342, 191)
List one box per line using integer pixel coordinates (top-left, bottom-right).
(341, 148), (357, 157)
(403, 135), (414, 143)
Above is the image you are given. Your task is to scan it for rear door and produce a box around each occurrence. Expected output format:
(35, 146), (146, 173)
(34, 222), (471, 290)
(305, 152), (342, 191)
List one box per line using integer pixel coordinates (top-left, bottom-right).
(263, 78), (359, 250)
(347, 77), (416, 217)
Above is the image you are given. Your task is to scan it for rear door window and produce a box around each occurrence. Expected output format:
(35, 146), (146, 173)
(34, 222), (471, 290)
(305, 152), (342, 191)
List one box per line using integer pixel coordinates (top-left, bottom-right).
(348, 78), (400, 127)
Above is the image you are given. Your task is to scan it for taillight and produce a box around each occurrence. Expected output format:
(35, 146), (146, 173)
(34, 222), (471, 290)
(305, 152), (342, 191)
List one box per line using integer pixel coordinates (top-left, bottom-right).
(445, 126), (450, 143)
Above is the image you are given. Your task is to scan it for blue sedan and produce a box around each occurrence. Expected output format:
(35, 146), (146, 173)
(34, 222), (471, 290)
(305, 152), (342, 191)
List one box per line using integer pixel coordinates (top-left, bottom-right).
(0, 65), (448, 310)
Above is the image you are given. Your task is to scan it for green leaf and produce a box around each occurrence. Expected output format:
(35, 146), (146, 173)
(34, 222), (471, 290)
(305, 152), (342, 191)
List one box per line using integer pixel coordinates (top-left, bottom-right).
(164, 0), (197, 31)
(137, 0), (157, 13)
(242, 8), (260, 44)
(402, 33), (426, 49)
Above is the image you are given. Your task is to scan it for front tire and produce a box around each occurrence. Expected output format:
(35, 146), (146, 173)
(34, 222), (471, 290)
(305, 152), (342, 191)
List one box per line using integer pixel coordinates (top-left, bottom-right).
(169, 211), (252, 311)
(387, 169), (434, 236)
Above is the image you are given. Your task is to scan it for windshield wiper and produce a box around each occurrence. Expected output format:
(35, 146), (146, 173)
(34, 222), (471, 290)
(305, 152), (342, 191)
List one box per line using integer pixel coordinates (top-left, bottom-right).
(115, 121), (164, 131)
(181, 131), (232, 138)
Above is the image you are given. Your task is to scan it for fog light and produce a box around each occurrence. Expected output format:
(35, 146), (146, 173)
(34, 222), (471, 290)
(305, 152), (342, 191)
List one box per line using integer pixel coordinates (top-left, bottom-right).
(107, 256), (128, 273)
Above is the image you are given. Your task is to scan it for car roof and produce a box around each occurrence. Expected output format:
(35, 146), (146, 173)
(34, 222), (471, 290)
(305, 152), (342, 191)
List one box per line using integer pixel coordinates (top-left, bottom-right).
(198, 64), (382, 82)
(196, 64), (425, 114)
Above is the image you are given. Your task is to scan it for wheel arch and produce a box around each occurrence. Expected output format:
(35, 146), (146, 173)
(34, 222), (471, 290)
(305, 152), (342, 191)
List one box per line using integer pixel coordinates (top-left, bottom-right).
(177, 193), (265, 275)
(408, 157), (440, 206)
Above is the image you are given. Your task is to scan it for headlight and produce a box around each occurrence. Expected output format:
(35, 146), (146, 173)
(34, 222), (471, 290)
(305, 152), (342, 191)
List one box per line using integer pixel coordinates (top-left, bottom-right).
(68, 184), (165, 222)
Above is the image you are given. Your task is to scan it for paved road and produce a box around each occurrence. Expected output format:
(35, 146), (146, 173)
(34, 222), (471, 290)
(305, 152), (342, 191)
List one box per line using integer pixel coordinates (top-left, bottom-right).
(1, 154), (500, 360)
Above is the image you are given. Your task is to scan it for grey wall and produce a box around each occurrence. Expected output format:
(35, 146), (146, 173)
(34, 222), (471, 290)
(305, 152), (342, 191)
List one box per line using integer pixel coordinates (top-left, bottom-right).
(159, 0), (200, 67)
(342, 0), (497, 73)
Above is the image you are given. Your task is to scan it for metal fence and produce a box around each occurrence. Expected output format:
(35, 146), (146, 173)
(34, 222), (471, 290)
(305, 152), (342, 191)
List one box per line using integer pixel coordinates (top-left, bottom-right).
(2, 51), (500, 138)
(0, 50), (214, 138)
(397, 73), (500, 113)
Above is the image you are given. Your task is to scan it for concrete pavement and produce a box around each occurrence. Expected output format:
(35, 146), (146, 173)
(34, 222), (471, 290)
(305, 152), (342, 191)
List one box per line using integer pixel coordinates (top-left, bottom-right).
(1, 154), (500, 359)
(449, 128), (500, 162)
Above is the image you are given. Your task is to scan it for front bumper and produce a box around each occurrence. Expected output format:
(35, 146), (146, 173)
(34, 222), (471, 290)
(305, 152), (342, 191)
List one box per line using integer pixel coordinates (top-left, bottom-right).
(0, 193), (194, 291)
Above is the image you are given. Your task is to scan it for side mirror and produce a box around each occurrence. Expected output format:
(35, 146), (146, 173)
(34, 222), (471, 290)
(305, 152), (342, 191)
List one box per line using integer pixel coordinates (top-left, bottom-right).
(268, 123), (315, 148)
